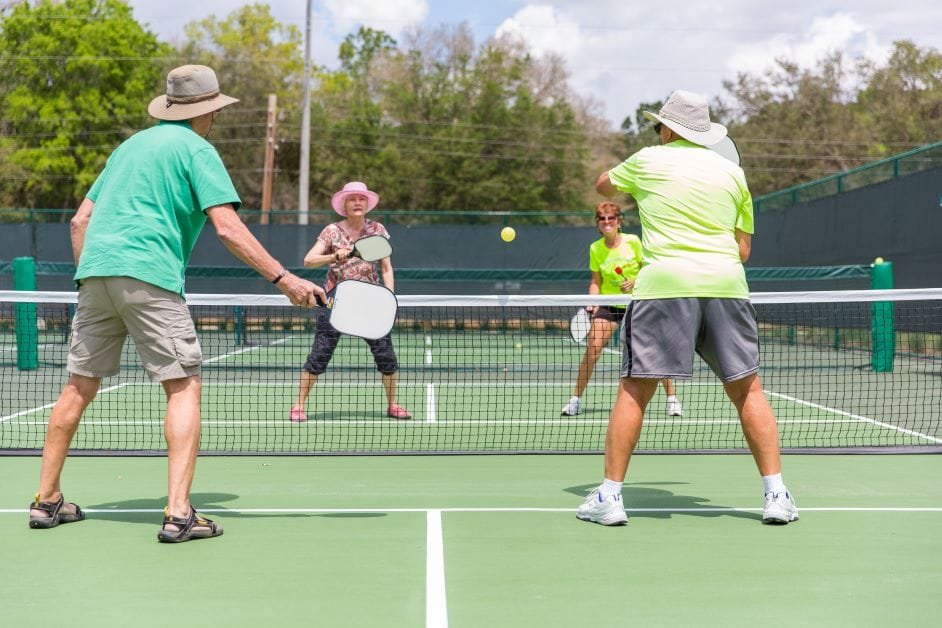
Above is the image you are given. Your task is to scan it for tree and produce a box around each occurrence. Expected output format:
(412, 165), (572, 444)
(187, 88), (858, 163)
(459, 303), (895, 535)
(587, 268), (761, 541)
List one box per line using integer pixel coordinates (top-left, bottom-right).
(718, 41), (942, 195)
(178, 3), (305, 215)
(0, 0), (169, 213)
(856, 40), (942, 151)
(304, 24), (596, 218)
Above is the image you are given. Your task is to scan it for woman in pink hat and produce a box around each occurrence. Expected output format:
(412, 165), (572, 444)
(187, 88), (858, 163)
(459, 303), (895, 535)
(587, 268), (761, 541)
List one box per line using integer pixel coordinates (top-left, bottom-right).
(290, 181), (412, 421)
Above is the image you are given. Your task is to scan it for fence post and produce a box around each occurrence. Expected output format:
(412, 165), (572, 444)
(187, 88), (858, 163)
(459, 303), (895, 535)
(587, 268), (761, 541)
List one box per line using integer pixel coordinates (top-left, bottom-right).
(870, 258), (894, 372)
(13, 256), (39, 370)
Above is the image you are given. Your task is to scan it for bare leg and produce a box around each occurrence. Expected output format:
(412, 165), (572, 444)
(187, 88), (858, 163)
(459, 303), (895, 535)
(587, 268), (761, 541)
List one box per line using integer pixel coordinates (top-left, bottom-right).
(292, 371), (318, 411)
(661, 379), (676, 396)
(603, 377), (659, 481)
(34, 374), (101, 510)
(572, 319), (617, 397)
(724, 374), (782, 476)
(163, 375), (202, 519)
(382, 373), (397, 406)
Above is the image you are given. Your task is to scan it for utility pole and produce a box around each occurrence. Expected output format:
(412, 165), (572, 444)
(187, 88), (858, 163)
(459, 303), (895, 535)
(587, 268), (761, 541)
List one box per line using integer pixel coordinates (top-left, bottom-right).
(298, 0), (313, 225)
(261, 94), (277, 225)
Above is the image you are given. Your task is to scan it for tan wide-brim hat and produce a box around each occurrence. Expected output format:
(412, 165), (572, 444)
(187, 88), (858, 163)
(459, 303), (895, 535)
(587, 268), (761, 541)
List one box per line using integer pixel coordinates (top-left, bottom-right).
(643, 89), (727, 147)
(147, 64), (239, 121)
(331, 181), (380, 216)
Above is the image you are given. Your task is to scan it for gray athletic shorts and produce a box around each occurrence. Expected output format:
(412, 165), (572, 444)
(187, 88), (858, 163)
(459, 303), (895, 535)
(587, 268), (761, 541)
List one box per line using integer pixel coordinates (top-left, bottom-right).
(621, 298), (760, 382)
(68, 276), (202, 382)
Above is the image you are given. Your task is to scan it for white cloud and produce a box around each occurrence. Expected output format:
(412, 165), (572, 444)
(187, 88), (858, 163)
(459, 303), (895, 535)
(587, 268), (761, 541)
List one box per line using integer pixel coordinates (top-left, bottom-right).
(323, 0), (429, 36)
(495, 5), (582, 58)
(727, 13), (891, 76)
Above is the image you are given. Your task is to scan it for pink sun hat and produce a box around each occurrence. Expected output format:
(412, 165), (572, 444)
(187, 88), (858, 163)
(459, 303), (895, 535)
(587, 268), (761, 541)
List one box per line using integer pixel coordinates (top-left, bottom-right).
(331, 181), (380, 216)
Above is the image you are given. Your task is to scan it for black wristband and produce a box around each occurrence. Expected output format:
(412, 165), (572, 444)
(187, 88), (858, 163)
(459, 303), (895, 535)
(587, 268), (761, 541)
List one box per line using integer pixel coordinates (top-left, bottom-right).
(272, 269), (288, 284)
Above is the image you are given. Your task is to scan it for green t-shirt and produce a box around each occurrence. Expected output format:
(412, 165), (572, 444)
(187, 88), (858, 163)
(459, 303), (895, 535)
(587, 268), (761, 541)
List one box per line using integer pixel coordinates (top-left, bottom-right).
(76, 121), (241, 295)
(588, 233), (643, 295)
(608, 139), (753, 299)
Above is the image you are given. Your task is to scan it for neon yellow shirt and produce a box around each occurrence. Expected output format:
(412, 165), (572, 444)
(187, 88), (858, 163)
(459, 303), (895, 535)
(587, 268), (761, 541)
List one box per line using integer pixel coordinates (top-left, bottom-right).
(588, 233), (643, 295)
(607, 139), (753, 299)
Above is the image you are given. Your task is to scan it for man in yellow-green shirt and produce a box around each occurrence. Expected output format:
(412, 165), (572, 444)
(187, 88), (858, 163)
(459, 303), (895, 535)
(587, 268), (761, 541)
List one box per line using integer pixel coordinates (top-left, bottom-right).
(577, 90), (798, 527)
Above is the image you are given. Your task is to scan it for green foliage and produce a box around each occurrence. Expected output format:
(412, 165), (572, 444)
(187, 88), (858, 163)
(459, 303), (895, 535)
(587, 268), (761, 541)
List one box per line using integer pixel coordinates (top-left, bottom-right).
(306, 25), (591, 218)
(0, 0), (169, 213)
(178, 3), (305, 211)
(718, 41), (942, 195)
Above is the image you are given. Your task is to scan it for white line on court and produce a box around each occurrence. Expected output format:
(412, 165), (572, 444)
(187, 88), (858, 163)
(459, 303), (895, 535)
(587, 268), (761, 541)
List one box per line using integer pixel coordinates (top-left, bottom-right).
(1, 507), (940, 514)
(426, 384), (437, 423)
(426, 509), (448, 628)
(0, 382), (129, 423)
(766, 391), (942, 444)
(202, 336), (290, 364)
(1, 418), (910, 427)
(1, 334), (292, 423)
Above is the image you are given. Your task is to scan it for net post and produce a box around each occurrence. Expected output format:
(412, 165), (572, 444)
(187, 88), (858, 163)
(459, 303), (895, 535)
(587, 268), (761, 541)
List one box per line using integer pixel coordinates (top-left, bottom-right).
(13, 256), (39, 370)
(870, 259), (894, 372)
(234, 305), (245, 346)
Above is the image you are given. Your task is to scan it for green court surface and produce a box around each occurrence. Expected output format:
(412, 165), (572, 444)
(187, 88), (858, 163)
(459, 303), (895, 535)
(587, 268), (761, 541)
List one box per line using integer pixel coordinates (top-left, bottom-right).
(1, 454), (940, 627)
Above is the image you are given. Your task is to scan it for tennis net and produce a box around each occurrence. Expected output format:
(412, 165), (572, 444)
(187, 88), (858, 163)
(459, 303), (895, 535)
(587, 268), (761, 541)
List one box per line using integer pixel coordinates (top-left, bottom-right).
(1, 289), (940, 455)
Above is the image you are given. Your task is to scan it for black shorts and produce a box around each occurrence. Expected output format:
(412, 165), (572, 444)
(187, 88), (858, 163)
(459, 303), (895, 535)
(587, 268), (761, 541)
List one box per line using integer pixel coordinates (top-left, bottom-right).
(303, 308), (399, 375)
(593, 305), (627, 323)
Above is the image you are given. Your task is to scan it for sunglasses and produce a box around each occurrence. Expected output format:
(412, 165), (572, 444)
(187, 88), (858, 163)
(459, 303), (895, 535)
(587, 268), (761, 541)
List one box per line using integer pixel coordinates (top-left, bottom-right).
(596, 215), (619, 222)
(653, 122), (663, 134)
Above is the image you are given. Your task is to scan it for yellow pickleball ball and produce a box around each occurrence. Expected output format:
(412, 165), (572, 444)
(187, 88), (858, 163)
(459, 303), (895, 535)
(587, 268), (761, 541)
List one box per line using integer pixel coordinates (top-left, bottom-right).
(500, 226), (516, 242)
(874, 256), (884, 265)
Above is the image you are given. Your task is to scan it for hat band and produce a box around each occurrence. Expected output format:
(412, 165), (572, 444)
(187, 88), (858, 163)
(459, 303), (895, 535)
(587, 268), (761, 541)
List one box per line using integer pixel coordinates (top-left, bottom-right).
(166, 90), (220, 105)
(660, 111), (711, 132)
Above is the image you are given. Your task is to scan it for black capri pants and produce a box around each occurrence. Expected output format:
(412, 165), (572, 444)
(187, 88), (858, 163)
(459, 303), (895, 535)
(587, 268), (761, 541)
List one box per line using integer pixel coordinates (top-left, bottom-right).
(303, 307), (399, 375)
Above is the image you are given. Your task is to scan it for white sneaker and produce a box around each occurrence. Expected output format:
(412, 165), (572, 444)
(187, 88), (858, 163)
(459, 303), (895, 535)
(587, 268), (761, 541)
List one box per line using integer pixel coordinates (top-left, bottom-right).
(576, 489), (628, 525)
(667, 398), (683, 416)
(762, 491), (799, 524)
(561, 396), (582, 416)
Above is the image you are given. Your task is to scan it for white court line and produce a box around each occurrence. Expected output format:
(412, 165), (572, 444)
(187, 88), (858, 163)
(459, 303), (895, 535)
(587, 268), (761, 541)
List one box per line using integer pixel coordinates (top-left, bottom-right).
(0, 382), (129, 423)
(767, 391), (942, 444)
(426, 510), (448, 628)
(1, 418), (913, 427)
(426, 384), (437, 424)
(202, 336), (290, 364)
(1, 335), (291, 423)
(1, 506), (940, 514)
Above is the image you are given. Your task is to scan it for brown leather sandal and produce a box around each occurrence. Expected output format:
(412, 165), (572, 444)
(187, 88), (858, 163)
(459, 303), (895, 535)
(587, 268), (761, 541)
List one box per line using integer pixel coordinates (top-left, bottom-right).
(28, 493), (85, 529)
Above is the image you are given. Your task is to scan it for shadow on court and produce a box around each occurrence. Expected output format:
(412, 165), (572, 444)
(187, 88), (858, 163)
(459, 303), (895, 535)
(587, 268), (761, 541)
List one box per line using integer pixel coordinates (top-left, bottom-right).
(85, 493), (387, 524)
(564, 483), (761, 521)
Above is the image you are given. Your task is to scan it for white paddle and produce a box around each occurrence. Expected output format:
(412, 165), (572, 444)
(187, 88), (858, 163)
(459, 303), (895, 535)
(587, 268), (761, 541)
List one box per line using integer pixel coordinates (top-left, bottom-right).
(569, 308), (591, 345)
(709, 135), (741, 166)
(351, 234), (392, 262)
(326, 280), (398, 339)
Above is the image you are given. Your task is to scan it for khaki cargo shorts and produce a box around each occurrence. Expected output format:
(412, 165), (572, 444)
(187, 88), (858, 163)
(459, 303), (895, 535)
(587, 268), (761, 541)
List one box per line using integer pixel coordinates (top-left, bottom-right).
(68, 276), (202, 382)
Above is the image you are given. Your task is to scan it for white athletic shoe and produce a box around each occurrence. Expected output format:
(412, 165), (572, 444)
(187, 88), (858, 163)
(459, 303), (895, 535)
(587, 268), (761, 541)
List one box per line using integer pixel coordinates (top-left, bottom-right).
(666, 398), (683, 416)
(561, 396), (583, 416)
(762, 491), (799, 524)
(576, 489), (628, 526)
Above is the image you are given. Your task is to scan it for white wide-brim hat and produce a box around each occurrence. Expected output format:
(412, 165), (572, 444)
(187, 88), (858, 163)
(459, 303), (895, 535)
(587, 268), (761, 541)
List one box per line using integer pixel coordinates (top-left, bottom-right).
(331, 181), (380, 216)
(147, 65), (239, 121)
(643, 89), (727, 147)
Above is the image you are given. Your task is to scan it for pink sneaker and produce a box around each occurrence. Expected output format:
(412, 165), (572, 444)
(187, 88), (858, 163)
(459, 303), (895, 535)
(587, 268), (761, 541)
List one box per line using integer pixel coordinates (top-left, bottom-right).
(289, 407), (308, 423)
(387, 404), (412, 420)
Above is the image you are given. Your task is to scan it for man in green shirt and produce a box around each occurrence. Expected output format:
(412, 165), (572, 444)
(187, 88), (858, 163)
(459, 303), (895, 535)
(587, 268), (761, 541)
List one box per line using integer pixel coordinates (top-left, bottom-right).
(29, 65), (324, 542)
(577, 90), (798, 526)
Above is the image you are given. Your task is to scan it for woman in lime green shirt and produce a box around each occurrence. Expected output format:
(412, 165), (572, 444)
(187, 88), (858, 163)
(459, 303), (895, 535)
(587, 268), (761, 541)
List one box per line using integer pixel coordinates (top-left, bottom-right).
(561, 202), (682, 417)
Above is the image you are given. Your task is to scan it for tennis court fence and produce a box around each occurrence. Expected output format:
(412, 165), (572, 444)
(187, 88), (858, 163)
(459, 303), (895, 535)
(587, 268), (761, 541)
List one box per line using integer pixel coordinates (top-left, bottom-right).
(1, 289), (940, 455)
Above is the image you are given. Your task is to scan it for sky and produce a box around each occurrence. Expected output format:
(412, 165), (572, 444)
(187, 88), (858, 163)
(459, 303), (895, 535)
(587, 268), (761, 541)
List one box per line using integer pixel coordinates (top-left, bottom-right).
(126, 1), (942, 129)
